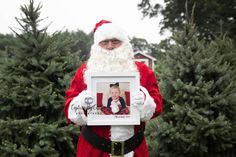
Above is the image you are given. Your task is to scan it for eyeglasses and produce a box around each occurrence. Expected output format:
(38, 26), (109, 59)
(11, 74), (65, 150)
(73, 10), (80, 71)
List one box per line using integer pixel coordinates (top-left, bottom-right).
(99, 39), (122, 46)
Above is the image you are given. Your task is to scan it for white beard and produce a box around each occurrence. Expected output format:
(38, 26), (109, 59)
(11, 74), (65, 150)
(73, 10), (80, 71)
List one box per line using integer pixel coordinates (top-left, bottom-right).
(84, 42), (137, 83)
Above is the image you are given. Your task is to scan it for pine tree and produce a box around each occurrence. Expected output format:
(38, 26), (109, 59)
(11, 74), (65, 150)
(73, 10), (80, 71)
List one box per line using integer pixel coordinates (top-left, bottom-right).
(0, 116), (78, 157)
(147, 22), (236, 157)
(0, 0), (81, 121)
(0, 0), (81, 156)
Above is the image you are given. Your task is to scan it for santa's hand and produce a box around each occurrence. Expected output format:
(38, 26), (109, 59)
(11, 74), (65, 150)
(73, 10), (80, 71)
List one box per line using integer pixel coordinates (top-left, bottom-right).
(68, 90), (94, 125)
(79, 90), (95, 110)
(70, 90), (94, 110)
(132, 90), (145, 109)
(132, 86), (156, 121)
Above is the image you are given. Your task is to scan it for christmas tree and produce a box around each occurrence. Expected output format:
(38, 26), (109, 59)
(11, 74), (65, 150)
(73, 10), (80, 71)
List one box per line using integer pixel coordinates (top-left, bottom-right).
(147, 22), (236, 157)
(0, 0), (81, 156)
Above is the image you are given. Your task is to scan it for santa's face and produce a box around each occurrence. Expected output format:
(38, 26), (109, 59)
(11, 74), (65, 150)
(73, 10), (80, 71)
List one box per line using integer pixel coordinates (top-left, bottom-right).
(98, 38), (122, 50)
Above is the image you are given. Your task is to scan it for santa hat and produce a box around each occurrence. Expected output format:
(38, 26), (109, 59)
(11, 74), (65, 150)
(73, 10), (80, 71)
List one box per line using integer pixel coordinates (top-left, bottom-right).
(93, 20), (129, 45)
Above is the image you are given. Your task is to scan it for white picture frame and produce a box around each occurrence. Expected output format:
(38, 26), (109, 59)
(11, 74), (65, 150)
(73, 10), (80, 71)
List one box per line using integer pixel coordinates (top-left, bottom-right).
(86, 72), (140, 125)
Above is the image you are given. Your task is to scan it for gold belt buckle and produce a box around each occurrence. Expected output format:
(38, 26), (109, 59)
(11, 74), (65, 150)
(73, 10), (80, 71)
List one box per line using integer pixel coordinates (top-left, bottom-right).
(111, 141), (124, 157)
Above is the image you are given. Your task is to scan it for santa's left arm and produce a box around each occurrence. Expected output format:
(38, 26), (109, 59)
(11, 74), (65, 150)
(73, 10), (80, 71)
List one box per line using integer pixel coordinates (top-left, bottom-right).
(133, 66), (163, 121)
(64, 64), (88, 125)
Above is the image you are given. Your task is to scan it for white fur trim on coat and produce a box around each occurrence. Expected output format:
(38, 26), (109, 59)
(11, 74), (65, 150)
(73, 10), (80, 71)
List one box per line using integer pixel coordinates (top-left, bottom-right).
(139, 86), (156, 121)
(68, 93), (87, 125)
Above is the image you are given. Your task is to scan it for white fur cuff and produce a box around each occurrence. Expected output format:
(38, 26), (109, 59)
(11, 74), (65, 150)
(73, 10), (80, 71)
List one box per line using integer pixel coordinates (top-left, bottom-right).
(68, 94), (87, 125)
(139, 86), (156, 121)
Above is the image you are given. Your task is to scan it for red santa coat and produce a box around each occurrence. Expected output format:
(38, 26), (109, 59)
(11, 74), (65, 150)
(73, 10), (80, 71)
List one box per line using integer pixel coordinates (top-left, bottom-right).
(64, 61), (162, 157)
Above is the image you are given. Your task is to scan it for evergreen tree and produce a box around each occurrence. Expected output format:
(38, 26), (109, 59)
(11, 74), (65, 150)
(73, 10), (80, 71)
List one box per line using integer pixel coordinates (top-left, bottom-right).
(0, 33), (17, 52)
(55, 30), (93, 61)
(0, 116), (78, 157)
(0, 33), (17, 75)
(0, 0), (81, 121)
(147, 22), (236, 156)
(0, 0), (81, 156)
(207, 34), (236, 68)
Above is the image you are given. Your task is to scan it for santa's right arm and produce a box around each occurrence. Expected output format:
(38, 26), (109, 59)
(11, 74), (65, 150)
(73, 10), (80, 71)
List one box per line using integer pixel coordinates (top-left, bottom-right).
(64, 63), (88, 125)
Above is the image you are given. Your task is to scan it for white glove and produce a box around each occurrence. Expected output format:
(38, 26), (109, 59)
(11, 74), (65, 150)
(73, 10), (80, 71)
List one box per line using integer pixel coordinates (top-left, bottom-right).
(78, 90), (95, 110)
(132, 86), (156, 121)
(68, 90), (94, 125)
(132, 90), (145, 109)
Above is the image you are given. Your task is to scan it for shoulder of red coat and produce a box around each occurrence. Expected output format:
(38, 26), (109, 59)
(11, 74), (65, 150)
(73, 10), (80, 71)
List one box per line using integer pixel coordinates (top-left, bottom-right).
(134, 61), (150, 71)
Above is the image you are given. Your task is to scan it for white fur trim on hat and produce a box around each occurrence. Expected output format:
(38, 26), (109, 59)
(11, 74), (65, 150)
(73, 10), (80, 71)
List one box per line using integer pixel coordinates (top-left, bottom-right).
(94, 23), (129, 45)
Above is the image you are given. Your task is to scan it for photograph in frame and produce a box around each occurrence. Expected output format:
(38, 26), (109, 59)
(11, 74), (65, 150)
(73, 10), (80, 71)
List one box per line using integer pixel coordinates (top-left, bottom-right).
(86, 72), (140, 125)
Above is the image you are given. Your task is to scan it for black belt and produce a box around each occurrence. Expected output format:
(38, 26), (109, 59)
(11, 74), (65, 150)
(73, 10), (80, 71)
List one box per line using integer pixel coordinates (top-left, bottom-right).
(81, 126), (144, 156)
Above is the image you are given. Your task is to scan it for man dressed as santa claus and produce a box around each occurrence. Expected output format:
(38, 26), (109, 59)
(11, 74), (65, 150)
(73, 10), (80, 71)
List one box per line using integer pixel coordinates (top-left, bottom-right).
(64, 20), (163, 157)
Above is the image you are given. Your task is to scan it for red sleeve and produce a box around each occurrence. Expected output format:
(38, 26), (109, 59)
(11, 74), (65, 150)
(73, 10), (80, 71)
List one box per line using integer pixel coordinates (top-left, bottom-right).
(64, 63), (87, 123)
(135, 61), (163, 119)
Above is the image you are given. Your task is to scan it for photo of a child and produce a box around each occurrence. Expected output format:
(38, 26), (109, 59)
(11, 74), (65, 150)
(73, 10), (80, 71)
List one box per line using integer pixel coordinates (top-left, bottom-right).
(101, 82), (129, 115)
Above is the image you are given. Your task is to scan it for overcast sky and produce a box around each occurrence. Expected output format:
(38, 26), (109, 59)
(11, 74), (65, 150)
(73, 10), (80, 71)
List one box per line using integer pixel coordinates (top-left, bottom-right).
(0, 0), (170, 43)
